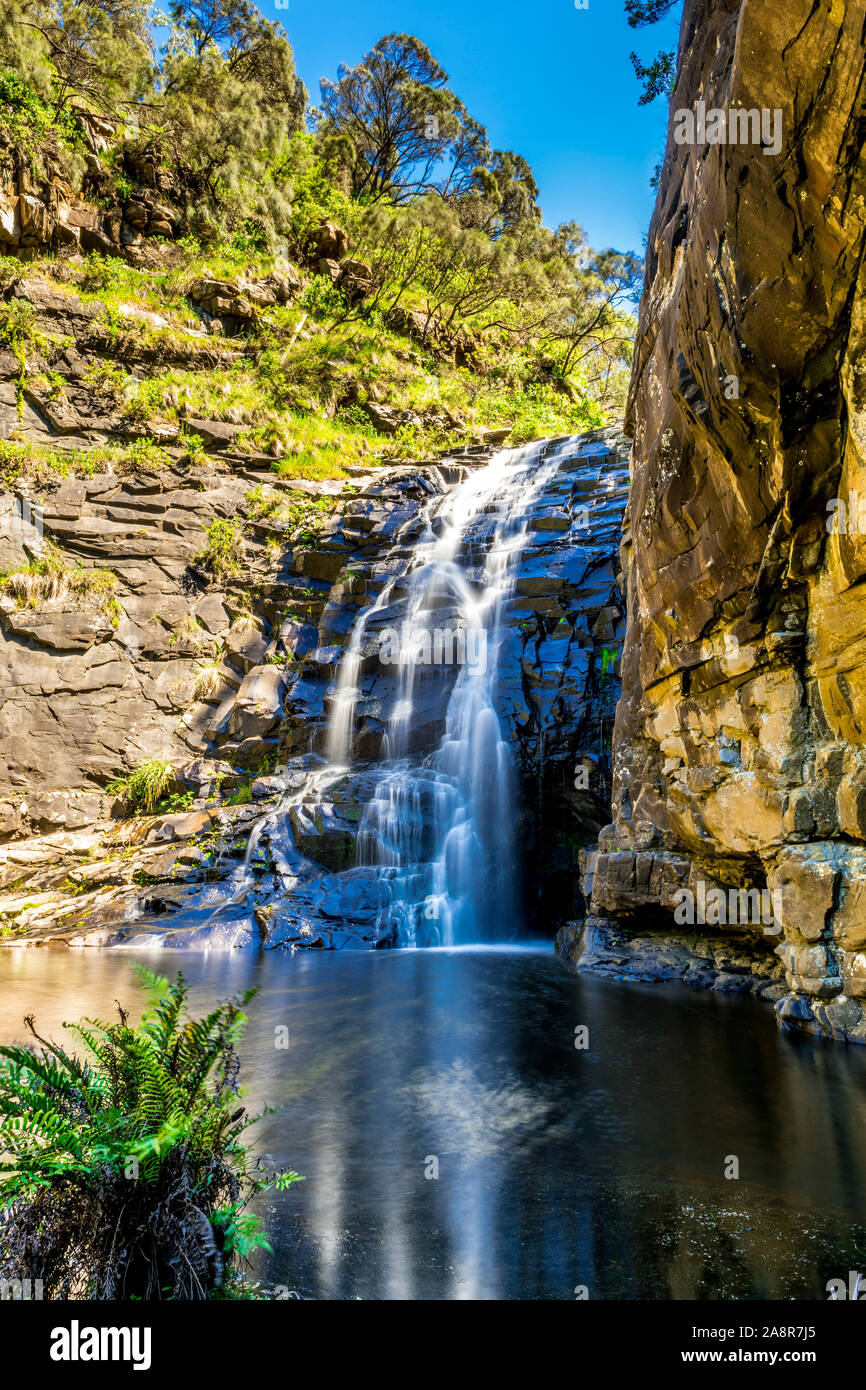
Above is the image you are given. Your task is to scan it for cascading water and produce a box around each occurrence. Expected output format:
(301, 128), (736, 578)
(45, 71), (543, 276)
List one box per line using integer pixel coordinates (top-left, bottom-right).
(108, 428), (629, 953)
(325, 438), (571, 948)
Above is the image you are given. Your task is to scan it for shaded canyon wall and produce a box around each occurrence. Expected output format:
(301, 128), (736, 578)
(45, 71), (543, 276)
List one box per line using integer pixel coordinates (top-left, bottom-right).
(560, 0), (866, 1042)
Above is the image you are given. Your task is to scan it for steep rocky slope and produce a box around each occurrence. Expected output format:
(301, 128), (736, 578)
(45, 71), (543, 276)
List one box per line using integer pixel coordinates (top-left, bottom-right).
(0, 246), (628, 944)
(560, 0), (866, 1042)
(0, 427), (628, 946)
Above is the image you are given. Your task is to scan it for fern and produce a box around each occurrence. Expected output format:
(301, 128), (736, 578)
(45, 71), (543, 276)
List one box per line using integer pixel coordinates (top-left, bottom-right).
(0, 968), (303, 1300)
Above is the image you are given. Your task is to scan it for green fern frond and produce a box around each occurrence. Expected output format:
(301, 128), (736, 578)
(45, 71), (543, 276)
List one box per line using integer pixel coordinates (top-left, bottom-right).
(0, 969), (300, 1299)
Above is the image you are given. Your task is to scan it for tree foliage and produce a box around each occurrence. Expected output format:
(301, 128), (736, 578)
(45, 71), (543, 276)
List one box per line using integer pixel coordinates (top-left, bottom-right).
(335, 195), (639, 407)
(625, 0), (679, 25)
(0, 5), (641, 418)
(629, 49), (677, 105)
(0, 0), (152, 113)
(625, 0), (682, 104)
(0, 1), (307, 240)
(318, 33), (482, 205)
(148, 1), (306, 237)
(316, 31), (541, 236)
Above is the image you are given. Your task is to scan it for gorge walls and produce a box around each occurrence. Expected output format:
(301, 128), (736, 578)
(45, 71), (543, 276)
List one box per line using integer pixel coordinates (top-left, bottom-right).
(0, 399), (629, 944)
(561, 0), (866, 1041)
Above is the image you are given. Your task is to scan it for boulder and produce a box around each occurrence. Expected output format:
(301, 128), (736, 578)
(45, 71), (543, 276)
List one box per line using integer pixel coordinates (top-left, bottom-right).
(182, 417), (239, 450)
(338, 259), (373, 301)
(1, 606), (115, 651)
(309, 222), (349, 261)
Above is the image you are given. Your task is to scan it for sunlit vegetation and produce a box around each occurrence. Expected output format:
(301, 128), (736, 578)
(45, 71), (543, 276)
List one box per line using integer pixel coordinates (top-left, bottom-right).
(0, 434), (174, 488)
(193, 515), (246, 579)
(106, 759), (176, 814)
(0, 541), (118, 614)
(0, 967), (302, 1299)
(0, 4), (639, 472)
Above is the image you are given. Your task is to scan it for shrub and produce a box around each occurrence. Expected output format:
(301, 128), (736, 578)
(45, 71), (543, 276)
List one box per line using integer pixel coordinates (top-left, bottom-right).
(121, 376), (166, 425)
(79, 253), (130, 295)
(0, 298), (37, 415)
(0, 966), (302, 1299)
(181, 430), (207, 465)
(0, 67), (84, 153)
(106, 759), (176, 814)
(121, 437), (174, 471)
(81, 359), (131, 400)
(0, 255), (22, 291)
(194, 517), (245, 579)
(298, 274), (349, 323)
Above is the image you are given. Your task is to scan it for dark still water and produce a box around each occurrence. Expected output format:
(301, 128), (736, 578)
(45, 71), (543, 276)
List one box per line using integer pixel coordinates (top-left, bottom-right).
(1, 944), (865, 1301)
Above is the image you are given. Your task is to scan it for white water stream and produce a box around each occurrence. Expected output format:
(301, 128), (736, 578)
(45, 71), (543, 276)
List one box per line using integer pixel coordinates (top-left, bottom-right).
(326, 438), (570, 946)
(117, 437), (581, 950)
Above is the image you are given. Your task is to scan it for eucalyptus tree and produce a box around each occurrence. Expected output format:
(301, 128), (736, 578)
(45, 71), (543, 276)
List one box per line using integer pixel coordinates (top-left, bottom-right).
(0, 0), (153, 114)
(317, 32), (488, 206)
(147, 0), (306, 238)
(625, 0), (682, 104)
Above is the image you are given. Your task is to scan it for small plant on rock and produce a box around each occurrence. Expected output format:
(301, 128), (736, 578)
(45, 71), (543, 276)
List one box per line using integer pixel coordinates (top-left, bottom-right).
(225, 781), (253, 806)
(0, 298), (43, 416)
(194, 517), (245, 579)
(82, 359), (131, 400)
(107, 759), (176, 814)
(79, 253), (130, 295)
(192, 647), (226, 702)
(179, 429), (208, 465)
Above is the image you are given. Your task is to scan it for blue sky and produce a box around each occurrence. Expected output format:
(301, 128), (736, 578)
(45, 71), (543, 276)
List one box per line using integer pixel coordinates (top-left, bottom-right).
(261, 0), (682, 255)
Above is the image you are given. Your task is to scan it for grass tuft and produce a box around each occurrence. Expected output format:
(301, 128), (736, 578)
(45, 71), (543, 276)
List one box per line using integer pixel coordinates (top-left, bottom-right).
(106, 759), (176, 814)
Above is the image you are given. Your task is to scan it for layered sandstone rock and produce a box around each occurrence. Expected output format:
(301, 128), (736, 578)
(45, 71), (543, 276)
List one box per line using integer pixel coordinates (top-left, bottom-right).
(565, 0), (866, 1041)
(0, 427), (630, 947)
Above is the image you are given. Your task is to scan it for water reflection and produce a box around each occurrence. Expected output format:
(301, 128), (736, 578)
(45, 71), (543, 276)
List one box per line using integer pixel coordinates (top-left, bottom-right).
(1, 945), (864, 1299)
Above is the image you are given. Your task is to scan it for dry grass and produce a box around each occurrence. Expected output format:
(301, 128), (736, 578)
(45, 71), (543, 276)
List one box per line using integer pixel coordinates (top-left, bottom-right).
(192, 654), (225, 702)
(0, 544), (118, 613)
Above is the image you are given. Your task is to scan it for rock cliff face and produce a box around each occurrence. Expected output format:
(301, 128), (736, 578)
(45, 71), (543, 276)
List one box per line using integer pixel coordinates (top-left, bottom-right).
(0, 292), (629, 943)
(0, 119), (183, 263)
(560, 0), (866, 1042)
(0, 140), (632, 950)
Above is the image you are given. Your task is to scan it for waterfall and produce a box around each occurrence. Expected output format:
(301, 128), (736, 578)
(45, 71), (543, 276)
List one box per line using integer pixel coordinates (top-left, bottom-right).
(325, 438), (570, 948)
(106, 428), (628, 954)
